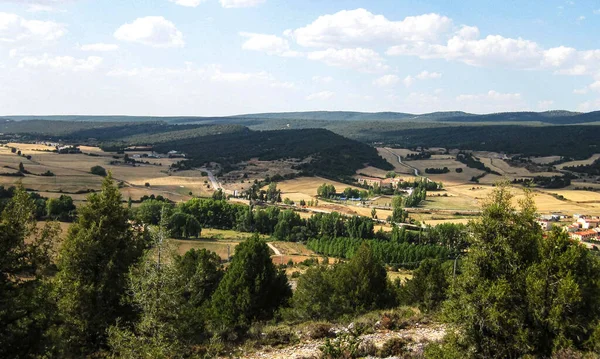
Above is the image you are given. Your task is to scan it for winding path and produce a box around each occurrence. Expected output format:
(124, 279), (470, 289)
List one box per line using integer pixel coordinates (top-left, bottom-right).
(267, 242), (282, 256)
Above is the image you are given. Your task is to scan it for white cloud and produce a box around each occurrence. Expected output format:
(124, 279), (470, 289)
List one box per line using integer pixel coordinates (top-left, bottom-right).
(373, 74), (400, 87)
(415, 70), (442, 80)
(455, 90), (526, 113)
(80, 43), (118, 51)
(306, 90), (334, 101)
(169, 0), (205, 7)
(388, 32), (543, 69)
(542, 46), (576, 67)
(270, 81), (295, 89)
(239, 32), (300, 57)
(573, 87), (588, 94)
(18, 53), (102, 71)
(307, 47), (388, 73)
(312, 75), (333, 84)
(378, 70), (440, 88)
(27, 4), (65, 12)
(594, 9), (600, 15)
(590, 81), (600, 92)
(0, 12), (66, 43)
(292, 8), (452, 48)
(457, 90), (521, 102)
(219, 0), (265, 8)
(577, 15), (586, 22)
(577, 98), (600, 112)
(209, 65), (271, 82)
(537, 100), (554, 110)
(114, 16), (184, 48)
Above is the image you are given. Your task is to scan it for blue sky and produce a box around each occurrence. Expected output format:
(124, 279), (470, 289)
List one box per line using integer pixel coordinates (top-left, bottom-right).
(0, 0), (599, 115)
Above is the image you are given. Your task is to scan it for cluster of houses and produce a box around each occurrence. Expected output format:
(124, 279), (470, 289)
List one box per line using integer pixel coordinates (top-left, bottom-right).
(564, 215), (600, 242)
(536, 214), (600, 242)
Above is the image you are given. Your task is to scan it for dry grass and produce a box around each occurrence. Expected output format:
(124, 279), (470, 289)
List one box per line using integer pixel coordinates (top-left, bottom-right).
(556, 154), (600, 170)
(274, 177), (362, 196)
(270, 241), (316, 256)
(174, 239), (238, 258)
(0, 143), (211, 201)
(357, 166), (390, 177)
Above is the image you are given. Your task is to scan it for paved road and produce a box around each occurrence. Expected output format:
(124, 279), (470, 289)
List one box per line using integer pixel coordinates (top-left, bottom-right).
(200, 168), (234, 195)
(385, 148), (420, 176)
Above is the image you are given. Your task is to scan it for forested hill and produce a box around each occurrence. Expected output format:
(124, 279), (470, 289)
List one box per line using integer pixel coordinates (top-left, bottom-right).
(4, 110), (598, 125)
(152, 128), (393, 179)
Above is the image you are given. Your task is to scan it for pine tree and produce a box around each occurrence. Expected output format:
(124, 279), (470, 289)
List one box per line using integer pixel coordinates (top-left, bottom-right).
(209, 234), (291, 336)
(55, 174), (147, 355)
(0, 184), (60, 358)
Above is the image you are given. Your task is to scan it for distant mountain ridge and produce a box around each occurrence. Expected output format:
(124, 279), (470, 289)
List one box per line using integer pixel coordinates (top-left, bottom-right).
(2, 110), (596, 125)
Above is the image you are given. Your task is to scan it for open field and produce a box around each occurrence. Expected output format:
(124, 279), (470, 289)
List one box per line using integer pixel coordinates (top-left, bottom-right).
(556, 154), (600, 170)
(376, 148), (415, 174)
(274, 176), (362, 195)
(174, 239), (238, 259)
(0, 143), (212, 202)
(356, 166), (390, 178)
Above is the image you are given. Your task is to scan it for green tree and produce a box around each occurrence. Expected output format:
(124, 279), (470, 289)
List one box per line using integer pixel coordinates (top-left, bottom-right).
(209, 235), (291, 336)
(292, 243), (394, 320)
(90, 165), (107, 176)
(317, 183), (336, 198)
(108, 226), (184, 358)
(54, 174), (147, 355)
(168, 212), (201, 238)
(399, 259), (451, 313)
(46, 194), (76, 221)
(135, 199), (173, 225)
(437, 185), (600, 358)
(0, 185), (60, 358)
(391, 196), (407, 223)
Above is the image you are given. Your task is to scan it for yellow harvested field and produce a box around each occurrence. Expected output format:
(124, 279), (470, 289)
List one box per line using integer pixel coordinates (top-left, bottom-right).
(274, 177), (362, 196)
(557, 154), (600, 170)
(478, 157), (556, 178)
(383, 148), (419, 157)
(0, 143), (210, 201)
(544, 190), (600, 202)
(270, 241), (315, 256)
(281, 192), (315, 203)
(356, 166), (389, 178)
(174, 239), (238, 259)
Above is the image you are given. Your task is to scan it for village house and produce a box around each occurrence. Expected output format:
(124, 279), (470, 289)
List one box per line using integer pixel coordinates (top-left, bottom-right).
(536, 220), (553, 231)
(577, 217), (600, 229)
(570, 230), (598, 242)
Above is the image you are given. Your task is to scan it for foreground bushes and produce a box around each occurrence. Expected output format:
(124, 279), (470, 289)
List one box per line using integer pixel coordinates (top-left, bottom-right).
(289, 243), (396, 321)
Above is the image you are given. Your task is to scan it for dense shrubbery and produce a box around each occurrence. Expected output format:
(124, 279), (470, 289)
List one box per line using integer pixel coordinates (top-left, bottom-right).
(90, 165), (107, 176)
(0, 185), (76, 221)
(512, 175), (573, 189)
(564, 157), (600, 176)
(425, 167), (449, 174)
(290, 243), (396, 320)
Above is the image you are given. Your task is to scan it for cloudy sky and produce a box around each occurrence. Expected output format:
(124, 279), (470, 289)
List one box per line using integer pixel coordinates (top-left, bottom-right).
(1, 0), (599, 115)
